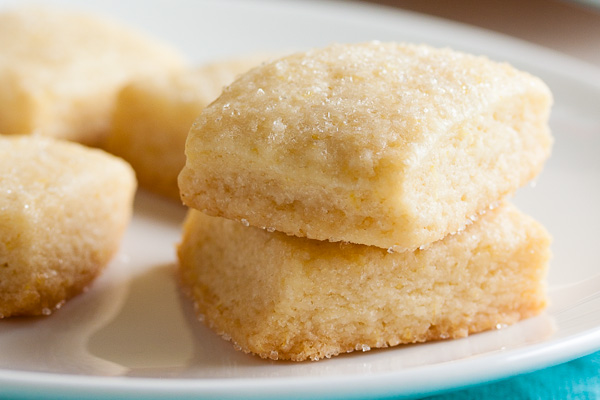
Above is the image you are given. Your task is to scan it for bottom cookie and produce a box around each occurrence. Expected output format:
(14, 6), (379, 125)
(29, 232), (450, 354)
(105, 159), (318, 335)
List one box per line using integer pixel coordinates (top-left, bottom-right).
(177, 203), (550, 361)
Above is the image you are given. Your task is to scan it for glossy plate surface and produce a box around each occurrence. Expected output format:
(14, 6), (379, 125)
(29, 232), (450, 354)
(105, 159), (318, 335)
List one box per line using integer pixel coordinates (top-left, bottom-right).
(1, 0), (600, 399)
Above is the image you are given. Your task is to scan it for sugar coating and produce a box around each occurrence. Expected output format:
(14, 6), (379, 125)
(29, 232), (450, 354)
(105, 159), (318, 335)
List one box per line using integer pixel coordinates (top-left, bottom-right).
(0, 7), (184, 146)
(105, 54), (275, 200)
(179, 42), (553, 251)
(177, 203), (550, 361)
(0, 136), (136, 318)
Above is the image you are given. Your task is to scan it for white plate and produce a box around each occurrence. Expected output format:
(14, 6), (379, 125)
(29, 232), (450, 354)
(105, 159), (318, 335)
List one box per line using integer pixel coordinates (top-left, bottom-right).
(1, 0), (600, 399)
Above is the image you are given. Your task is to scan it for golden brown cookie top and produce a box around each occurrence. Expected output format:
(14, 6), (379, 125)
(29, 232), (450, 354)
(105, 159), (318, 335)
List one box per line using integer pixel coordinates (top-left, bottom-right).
(187, 41), (551, 184)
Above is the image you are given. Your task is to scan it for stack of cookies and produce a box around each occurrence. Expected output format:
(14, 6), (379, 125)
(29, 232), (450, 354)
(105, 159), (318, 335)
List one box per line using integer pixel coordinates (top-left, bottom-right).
(177, 42), (553, 361)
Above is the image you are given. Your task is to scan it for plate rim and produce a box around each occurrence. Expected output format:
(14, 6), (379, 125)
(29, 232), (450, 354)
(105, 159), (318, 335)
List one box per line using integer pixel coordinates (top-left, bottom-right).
(1, 322), (600, 399)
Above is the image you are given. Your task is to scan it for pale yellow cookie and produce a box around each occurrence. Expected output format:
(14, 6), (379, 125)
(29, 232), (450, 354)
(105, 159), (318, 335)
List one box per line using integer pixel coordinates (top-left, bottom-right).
(106, 55), (273, 200)
(0, 7), (184, 146)
(0, 136), (136, 318)
(179, 42), (552, 251)
(177, 203), (550, 361)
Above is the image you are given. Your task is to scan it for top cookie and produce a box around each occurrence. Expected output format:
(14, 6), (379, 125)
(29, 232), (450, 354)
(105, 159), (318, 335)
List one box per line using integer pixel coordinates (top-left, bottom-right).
(179, 42), (553, 251)
(0, 7), (184, 146)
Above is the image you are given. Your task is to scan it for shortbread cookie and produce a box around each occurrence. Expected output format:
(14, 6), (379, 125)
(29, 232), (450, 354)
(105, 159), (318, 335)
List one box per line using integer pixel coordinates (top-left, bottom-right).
(177, 203), (550, 361)
(106, 55), (272, 200)
(0, 7), (184, 146)
(179, 42), (553, 251)
(0, 136), (136, 318)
